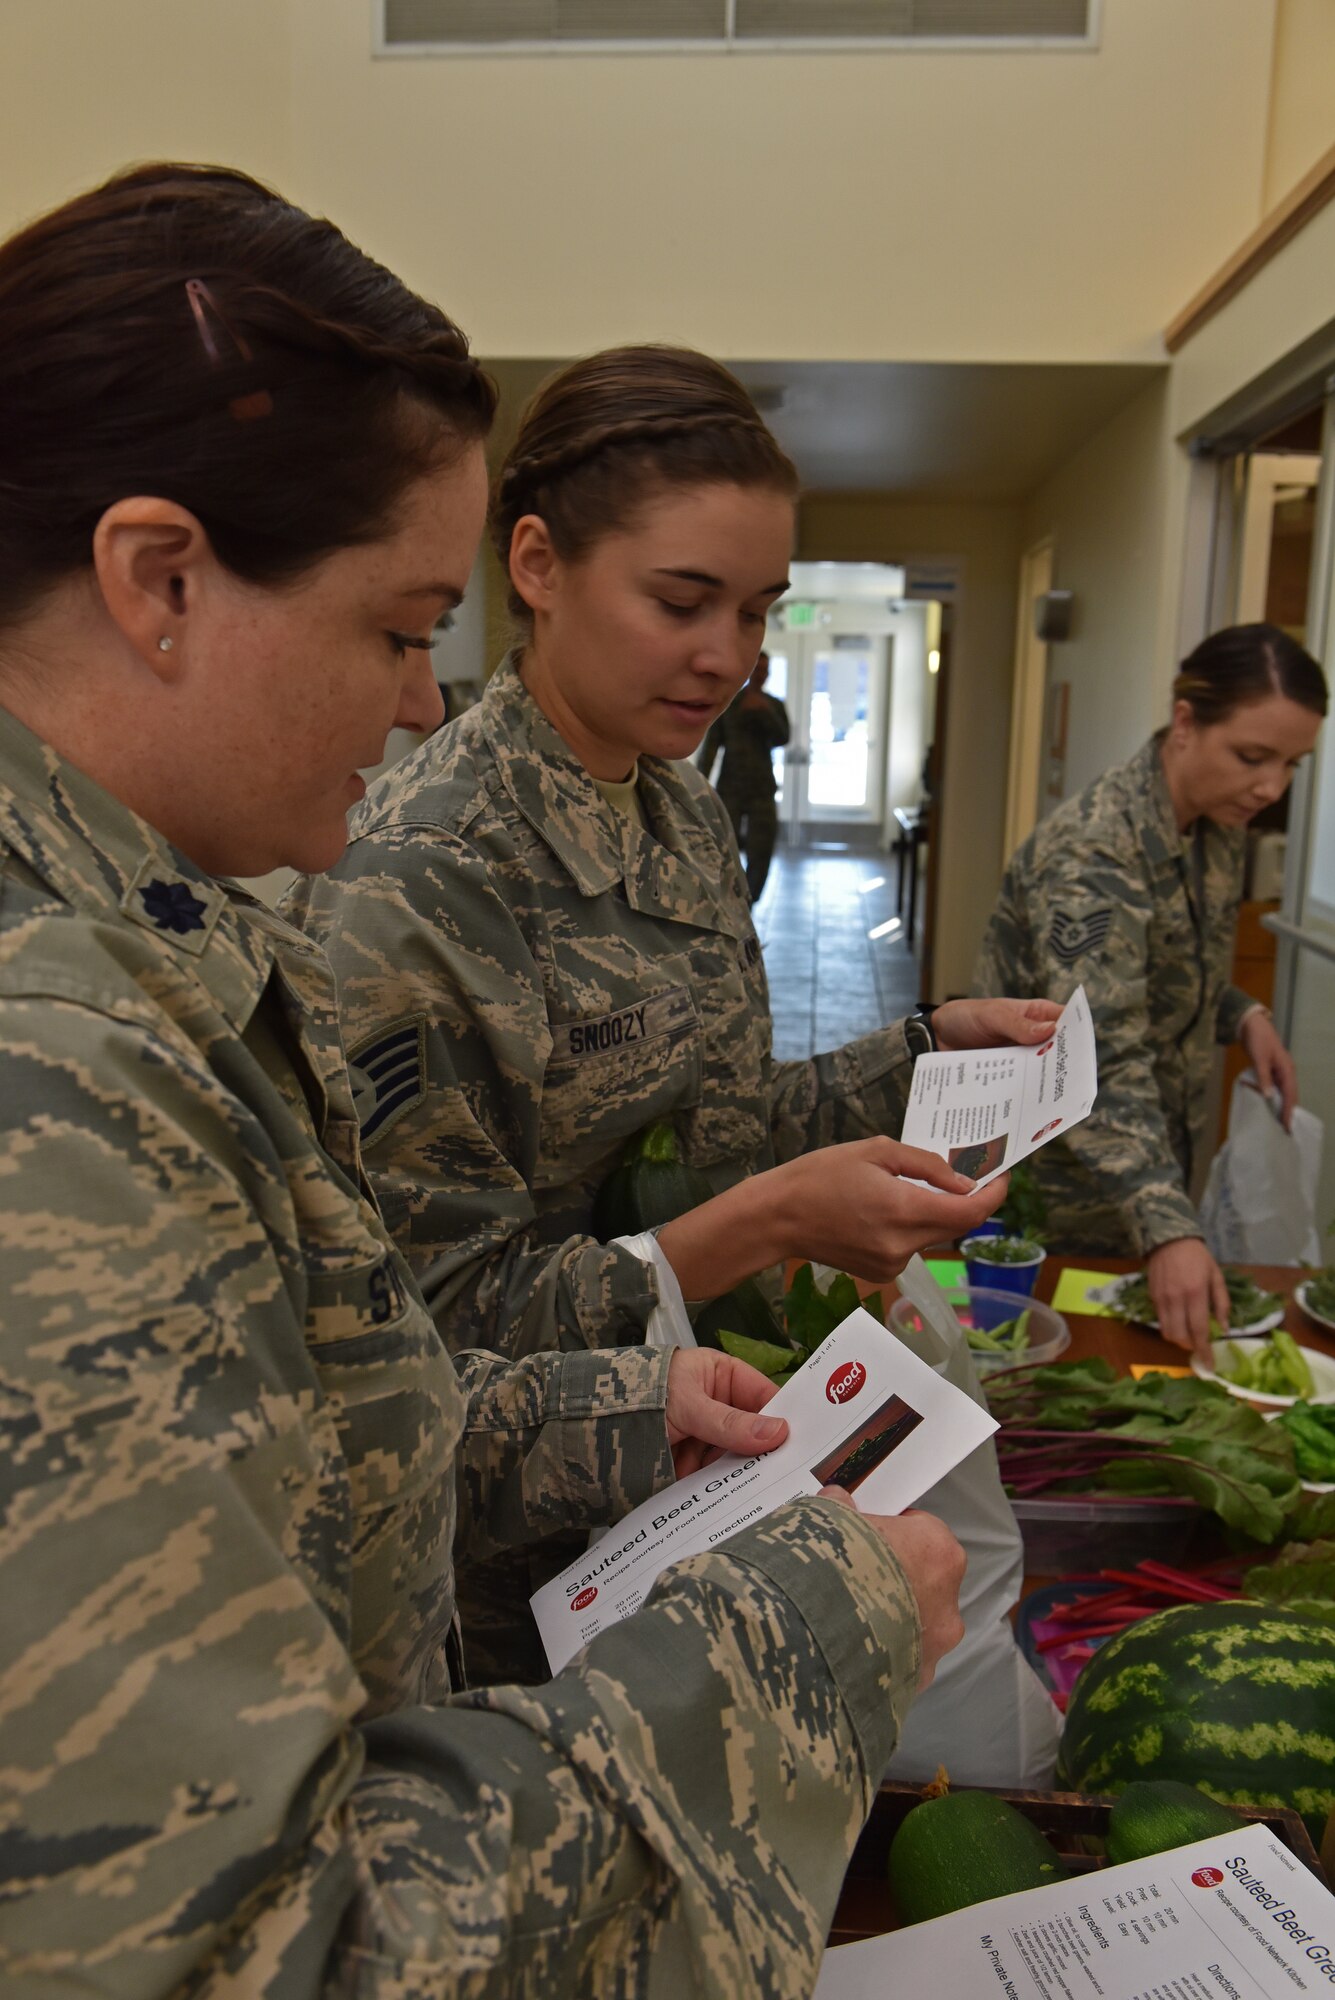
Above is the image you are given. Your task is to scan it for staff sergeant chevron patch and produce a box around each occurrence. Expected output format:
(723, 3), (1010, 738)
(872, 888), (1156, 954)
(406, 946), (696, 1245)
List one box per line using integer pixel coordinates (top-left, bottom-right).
(348, 1016), (426, 1143)
(1048, 906), (1113, 963)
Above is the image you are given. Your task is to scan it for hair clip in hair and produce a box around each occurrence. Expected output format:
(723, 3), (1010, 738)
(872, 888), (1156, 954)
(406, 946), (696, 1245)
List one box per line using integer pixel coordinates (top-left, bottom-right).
(185, 278), (274, 423)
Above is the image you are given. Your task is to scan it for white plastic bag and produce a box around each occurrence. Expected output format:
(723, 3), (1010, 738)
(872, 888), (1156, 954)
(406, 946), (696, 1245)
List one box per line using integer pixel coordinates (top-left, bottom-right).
(1200, 1072), (1324, 1266)
(876, 1255), (1062, 1789)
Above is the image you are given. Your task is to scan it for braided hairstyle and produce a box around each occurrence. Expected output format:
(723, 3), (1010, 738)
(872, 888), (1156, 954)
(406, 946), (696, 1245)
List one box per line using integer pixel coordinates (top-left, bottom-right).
(1171, 623), (1327, 725)
(491, 345), (798, 624)
(0, 162), (496, 627)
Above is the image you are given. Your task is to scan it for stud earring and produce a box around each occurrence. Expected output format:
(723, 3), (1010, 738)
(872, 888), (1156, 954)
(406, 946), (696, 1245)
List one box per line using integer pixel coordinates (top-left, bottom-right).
(157, 636), (174, 653)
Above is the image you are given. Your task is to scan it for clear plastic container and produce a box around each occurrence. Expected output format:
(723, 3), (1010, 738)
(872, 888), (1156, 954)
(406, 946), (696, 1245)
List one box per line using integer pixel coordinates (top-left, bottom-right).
(889, 1285), (1069, 1375)
(1009, 1496), (1204, 1574)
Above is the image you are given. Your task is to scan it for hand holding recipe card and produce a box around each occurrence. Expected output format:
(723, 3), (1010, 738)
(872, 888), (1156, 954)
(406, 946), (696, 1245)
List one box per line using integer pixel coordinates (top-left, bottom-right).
(532, 1307), (998, 1674)
(899, 987), (1097, 1188)
(531, 994), (1097, 1676)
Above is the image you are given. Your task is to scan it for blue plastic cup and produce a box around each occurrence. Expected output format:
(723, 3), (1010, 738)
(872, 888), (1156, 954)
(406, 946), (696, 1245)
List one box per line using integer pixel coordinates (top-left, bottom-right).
(960, 1237), (1045, 1299)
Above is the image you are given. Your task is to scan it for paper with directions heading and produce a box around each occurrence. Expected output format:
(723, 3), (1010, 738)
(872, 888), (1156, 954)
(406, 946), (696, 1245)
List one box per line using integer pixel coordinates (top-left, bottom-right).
(900, 986), (1098, 1190)
(530, 1305), (998, 1676)
(816, 1825), (1335, 2000)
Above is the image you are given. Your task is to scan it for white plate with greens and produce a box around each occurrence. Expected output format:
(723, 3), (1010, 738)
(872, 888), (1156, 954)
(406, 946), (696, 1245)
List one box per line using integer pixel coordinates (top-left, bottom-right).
(1095, 1269), (1284, 1337)
(1296, 1277), (1335, 1337)
(1264, 1408), (1335, 1494)
(1192, 1333), (1335, 1408)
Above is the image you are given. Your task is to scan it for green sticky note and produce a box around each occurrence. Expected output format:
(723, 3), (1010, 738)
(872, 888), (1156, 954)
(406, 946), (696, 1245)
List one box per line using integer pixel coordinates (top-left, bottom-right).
(925, 1258), (966, 1287)
(1051, 1268), (1122, 1317)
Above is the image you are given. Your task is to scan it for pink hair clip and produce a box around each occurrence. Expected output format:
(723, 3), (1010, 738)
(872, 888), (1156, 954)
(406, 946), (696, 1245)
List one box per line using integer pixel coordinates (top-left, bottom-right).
(185, 277), (273, 422)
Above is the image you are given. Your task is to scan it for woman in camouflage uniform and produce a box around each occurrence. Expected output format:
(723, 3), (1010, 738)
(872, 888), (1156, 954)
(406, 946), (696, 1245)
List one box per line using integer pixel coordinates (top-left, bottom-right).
(973, 625), (1325, 1357)
(292, 347), (1057, 1381)
(0, 168), (968, 1999)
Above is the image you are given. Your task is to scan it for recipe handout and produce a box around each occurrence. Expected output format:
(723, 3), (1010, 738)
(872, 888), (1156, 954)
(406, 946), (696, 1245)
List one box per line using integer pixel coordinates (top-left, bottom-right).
(531, 1306), (998, 1675)
(900, 986), (1097, 1189)
(815, 1824), (1335, 2000)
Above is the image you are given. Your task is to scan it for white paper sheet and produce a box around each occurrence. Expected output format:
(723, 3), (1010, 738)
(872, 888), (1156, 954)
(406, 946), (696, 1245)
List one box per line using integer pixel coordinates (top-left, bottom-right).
(531, 1306), (999, 1675)
(900, 986), (1098, 1189)
(816, 1825), (1335, 1999)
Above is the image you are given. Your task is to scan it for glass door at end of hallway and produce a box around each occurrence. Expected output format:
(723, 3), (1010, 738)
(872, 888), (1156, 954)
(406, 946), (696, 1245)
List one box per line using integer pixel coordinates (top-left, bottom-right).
(766, 632), (890, 836)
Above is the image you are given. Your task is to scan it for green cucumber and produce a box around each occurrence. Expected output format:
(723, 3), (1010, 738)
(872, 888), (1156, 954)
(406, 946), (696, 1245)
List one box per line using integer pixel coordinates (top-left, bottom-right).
(888, 1791), (1065, 1924)
(591, 1120), (710, 1241)
(1104, 1780), (1246, 1866)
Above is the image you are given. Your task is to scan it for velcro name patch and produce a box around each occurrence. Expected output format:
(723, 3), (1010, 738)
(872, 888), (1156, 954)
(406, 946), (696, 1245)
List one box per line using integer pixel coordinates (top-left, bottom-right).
(549, 986), (695, 1062)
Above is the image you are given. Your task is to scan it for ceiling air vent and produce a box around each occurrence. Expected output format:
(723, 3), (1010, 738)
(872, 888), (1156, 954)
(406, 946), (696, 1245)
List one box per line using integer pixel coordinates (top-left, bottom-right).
(380, 0), (1093, 50)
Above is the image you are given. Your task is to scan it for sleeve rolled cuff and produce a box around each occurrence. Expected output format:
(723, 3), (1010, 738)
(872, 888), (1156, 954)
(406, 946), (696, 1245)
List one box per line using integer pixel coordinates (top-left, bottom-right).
(1218, 985), (1263, 1046)
(1126, 1184), (1204, 1256)
(611, 1232), (696, 1350)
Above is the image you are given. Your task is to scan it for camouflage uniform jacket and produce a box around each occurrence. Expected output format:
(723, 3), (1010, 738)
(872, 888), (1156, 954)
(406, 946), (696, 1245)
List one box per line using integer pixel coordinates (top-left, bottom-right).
(972, 734), (1255, 1254)
(288, 655), (917, 1361)
(0, 712), (922, 1999)
(697, 688), (791, 801)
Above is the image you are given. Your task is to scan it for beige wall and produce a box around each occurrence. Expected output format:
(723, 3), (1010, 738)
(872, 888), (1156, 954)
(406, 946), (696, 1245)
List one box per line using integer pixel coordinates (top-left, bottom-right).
(798, 495), (1023, 996)
(3, 0), (1275, 367)
(1264, 0), (1335, 211)
(0, 1), (292, 229)
(1169, 197), (1335, 442)
(1021, 373), (1174, 799)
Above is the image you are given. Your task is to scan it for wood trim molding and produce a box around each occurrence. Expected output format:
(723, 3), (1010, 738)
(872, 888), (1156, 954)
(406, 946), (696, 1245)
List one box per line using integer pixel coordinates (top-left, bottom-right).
(1165, 140), (1335, 354)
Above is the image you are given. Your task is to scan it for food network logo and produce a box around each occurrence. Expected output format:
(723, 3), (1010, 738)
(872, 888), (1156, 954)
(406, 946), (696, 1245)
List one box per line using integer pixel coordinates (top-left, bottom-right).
(1192, 1868), (1224, 1888)
(826, 1360), (867, 1406)
(571, 1586), (597, 1612)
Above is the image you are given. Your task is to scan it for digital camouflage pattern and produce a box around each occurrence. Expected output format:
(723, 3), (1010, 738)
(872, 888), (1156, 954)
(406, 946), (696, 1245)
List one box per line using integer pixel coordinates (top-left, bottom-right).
(0, 711), (923, 1997)
(288, 654), (916, 1366)
(972, 735), (1254, 1254)
(289, 656), (916, 1683)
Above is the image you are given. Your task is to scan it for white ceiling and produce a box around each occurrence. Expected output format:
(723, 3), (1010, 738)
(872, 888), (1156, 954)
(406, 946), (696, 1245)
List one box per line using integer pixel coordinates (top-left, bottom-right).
(483, 356), (1162, 503)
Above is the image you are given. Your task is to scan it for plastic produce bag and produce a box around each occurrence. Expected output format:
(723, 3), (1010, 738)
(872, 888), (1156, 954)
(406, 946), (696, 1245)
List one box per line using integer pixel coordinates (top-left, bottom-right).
(878, 1255), (1062, 1788)
(1200, 1072), (1324, 1267)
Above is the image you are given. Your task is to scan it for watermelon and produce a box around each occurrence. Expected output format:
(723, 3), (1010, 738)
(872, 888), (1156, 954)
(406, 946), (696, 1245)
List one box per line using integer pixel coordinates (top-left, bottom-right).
(1058, 1601), (1335, 1841)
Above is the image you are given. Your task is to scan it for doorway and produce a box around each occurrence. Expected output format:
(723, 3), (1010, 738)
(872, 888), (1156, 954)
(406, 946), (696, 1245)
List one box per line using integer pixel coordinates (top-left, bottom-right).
(766, 631), (890, 835)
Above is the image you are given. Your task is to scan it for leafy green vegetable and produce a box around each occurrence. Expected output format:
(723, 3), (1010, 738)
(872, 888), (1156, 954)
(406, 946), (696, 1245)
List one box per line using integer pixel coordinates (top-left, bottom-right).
(716, 1330), (799, 1378)
(1114, 1266), (1284, 1330)
(1304, 1267), (1335, 1322)
(1292, 1490), (1335, 1542)
(987, 1357), (1302, 1543)
(965, 1235), (1043, 1266)
(1275, 1402), (1335, 1481)
(782, 1263), (883, 1356)
(994, 1160), (1048, 1245)
(1244, 1539), (1335, 1625)
(1221, 1331), (1316, 1398)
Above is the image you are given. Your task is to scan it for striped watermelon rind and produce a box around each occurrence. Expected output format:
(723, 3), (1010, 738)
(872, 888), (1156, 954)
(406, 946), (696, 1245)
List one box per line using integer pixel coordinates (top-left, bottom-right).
(1057, 1601), (1335, 1840)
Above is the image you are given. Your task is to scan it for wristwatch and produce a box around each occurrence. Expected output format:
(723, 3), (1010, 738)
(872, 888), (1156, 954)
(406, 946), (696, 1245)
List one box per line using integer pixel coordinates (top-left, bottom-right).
(904, 1004), (939, 1059)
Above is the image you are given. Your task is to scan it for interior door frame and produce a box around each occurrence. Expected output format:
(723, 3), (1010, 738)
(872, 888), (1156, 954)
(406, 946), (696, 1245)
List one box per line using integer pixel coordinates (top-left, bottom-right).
(1001, 538), (1053, 859)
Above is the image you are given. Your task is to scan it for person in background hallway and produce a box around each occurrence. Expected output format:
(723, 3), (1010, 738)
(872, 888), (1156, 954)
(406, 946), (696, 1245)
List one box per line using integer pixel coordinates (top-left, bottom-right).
(697, 647), (790, 900)
(973, 623), (1326, 1360)
(0, 164), (969, 2000)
